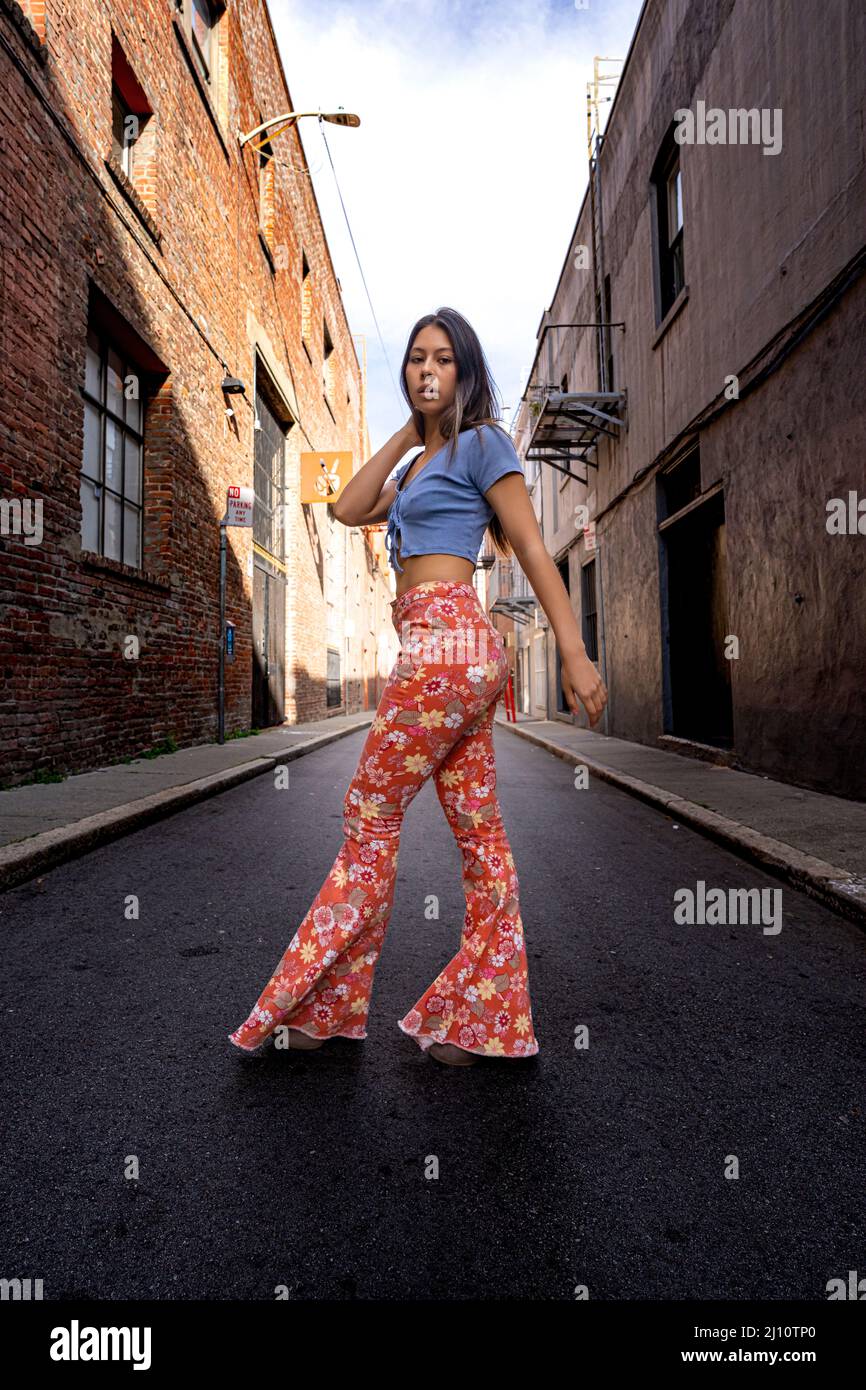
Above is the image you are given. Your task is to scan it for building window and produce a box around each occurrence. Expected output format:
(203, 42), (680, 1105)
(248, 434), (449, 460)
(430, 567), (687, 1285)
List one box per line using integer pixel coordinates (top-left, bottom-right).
(651, 133), (685, 321)
(659, 446), (701, 520)
(326, 647), (342, 708)
(110, 36), (155, 206)
(258, 134), (275, 245)
(323, 318), (335, 407)
(533, 632), (545, 709)
(80, 325), (145, 568)
(581, 559), (599, 663)
(112, 84), (138, 178)
(176, 0), (221, 83)
(301, 249), (313, 349)
(668, 164), (683, 249)
(254, 381), (286, 565)
(191, 0), (215, 80)
(603, 273), (614, 390)
(595, 274), (616, 391)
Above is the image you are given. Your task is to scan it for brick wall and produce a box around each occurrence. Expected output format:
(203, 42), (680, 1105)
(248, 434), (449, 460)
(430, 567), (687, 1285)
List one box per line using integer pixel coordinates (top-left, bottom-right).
(0, 0), (391, 783)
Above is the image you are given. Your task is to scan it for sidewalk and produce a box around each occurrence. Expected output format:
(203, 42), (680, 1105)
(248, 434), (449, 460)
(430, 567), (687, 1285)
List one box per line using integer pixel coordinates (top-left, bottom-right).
(496, 710), (866, 929)
(0, 713), (372, 891)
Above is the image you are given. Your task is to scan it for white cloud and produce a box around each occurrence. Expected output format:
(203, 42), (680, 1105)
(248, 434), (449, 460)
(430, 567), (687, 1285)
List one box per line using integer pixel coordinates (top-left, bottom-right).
(267, 0), (644, 447)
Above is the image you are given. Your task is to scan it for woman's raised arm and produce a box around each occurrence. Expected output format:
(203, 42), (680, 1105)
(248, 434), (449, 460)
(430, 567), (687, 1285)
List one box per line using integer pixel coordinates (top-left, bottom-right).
(333, 418), (421, 527)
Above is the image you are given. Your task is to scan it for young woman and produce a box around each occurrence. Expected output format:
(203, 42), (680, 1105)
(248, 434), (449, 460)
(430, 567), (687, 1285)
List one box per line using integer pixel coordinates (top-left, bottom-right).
(228, 307), (608, 1067)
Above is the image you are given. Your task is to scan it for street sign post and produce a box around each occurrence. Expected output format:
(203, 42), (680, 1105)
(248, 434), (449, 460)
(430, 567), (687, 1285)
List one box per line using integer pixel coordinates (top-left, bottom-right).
(218, 488), (254, 744)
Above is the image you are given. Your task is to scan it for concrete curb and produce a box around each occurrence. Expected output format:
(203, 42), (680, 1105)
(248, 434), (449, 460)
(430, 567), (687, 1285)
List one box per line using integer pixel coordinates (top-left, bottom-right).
(0, 718), (373, 893)
(498, 718), (866, 930)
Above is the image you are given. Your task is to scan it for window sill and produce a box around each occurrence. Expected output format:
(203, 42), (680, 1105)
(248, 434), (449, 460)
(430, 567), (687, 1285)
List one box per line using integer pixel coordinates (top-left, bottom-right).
(80, 549), (171, 592)
(652, 283), (689, 349)
(104, 157), (163, 247)
(171, 14), (230, 162)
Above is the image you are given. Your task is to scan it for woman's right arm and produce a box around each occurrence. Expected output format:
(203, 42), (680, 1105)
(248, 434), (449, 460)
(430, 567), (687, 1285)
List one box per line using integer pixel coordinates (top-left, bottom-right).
(333, 420), (421, 527)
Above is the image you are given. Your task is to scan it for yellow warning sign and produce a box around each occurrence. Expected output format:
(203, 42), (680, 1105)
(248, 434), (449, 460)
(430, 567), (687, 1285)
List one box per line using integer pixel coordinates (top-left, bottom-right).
(300, 450), (353, 504)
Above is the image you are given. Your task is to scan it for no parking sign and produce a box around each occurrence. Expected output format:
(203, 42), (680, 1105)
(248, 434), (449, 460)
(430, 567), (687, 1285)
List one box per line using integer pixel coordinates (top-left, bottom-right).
(225, 485), (254, 526)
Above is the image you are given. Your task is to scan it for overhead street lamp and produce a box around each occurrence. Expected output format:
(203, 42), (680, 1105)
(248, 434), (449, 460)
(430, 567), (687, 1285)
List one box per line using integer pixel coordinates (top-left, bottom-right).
(238, 109), (360, 153)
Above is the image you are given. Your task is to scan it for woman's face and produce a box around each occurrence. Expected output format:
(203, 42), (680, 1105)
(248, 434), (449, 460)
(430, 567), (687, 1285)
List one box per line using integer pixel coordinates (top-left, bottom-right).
(406, 326), (457, 421)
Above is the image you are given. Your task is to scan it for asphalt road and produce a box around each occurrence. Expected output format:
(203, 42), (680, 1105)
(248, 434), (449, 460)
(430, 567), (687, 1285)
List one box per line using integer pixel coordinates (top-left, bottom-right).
(1, 726), (864, 1301)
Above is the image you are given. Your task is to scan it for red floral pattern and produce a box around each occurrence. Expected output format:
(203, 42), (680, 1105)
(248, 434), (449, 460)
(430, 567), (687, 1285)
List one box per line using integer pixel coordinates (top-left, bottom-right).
(228, 579), (539, 1060)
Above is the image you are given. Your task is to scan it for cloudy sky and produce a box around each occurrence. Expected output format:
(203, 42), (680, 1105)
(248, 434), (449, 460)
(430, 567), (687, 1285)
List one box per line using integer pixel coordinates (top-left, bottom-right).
(268, 0), (645, 453)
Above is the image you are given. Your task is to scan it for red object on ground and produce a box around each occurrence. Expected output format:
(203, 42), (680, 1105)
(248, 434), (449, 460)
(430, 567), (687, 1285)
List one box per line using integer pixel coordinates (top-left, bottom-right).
(502, 673), (516, 722)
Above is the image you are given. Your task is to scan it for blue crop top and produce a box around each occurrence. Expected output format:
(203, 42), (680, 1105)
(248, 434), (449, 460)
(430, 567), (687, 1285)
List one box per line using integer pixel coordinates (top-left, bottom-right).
(384, 423), (524, 574)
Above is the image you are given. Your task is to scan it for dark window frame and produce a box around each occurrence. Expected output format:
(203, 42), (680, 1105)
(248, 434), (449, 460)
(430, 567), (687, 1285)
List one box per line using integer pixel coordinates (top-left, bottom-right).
(651, 130), (685, 322)
(258, 131), (275, 230)
(658, 444), (702, 523)
(253, 367), (289, 566)
(326, 646), (342, 708)
(80, 324), (148, 568)
(322, 317), (335, 408)
(111, 83), (137, 178)
(175, 0), (222, 85)
(110, 34), (154, 193)
(581, 558), (599, 663)
(603, 272), (614, 390)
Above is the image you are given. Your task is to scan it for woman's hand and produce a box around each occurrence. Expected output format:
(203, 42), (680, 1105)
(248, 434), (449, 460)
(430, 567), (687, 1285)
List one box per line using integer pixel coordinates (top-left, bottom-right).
(560, 649), (608, 727)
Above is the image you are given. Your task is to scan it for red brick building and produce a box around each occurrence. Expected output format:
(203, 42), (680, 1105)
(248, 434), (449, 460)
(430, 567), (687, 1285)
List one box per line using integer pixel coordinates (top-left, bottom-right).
(0, 0), (392, 784)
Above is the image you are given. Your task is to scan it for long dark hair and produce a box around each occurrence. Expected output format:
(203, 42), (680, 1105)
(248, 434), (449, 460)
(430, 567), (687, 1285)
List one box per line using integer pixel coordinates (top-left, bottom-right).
(399, 306), (514, 563)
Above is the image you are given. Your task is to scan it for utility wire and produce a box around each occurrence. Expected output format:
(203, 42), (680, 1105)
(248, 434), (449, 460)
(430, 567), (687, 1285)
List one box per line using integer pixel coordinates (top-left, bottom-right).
(317, 117), (403, 410)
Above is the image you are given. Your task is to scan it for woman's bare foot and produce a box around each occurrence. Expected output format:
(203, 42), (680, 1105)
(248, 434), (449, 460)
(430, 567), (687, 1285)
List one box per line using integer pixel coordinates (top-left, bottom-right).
(428, 1042), (478, 1066)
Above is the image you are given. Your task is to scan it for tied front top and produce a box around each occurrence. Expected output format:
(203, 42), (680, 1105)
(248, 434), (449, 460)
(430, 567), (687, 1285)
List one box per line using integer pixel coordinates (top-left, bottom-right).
(384, 423), (524, 574)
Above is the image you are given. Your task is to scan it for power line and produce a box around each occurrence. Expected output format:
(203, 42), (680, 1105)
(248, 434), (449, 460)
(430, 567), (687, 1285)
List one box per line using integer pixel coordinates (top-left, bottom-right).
(317, 118), (403, 411)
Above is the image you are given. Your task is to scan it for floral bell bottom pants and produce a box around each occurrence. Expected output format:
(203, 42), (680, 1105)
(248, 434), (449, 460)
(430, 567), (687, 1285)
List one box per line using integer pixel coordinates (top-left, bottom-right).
(228, 579), (540, 1060)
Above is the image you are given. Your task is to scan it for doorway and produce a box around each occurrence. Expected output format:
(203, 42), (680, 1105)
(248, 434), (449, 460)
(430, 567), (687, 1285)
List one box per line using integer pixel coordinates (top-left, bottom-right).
(251, 376), (288, 727)
(555, 556), (572, 713)
(659, 477), (733, 748)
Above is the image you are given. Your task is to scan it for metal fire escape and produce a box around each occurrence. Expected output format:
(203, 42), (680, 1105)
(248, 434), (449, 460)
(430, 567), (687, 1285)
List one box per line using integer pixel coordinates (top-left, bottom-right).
(492, 60), (626, 637)
(521, 58), (627, 486)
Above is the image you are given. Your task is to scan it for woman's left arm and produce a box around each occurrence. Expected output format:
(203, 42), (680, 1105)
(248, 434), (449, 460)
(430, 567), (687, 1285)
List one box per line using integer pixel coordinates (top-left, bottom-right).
(484, 474), (608, 728)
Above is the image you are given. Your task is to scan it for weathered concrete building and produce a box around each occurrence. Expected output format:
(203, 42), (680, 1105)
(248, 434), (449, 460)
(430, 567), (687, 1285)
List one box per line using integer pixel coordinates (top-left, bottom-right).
(0, 0), (393, 784)
(505, 0), (865, 798)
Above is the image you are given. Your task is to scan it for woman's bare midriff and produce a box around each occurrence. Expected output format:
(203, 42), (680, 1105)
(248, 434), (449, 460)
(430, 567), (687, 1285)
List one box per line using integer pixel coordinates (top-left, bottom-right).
(393, 551), (476, 598)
